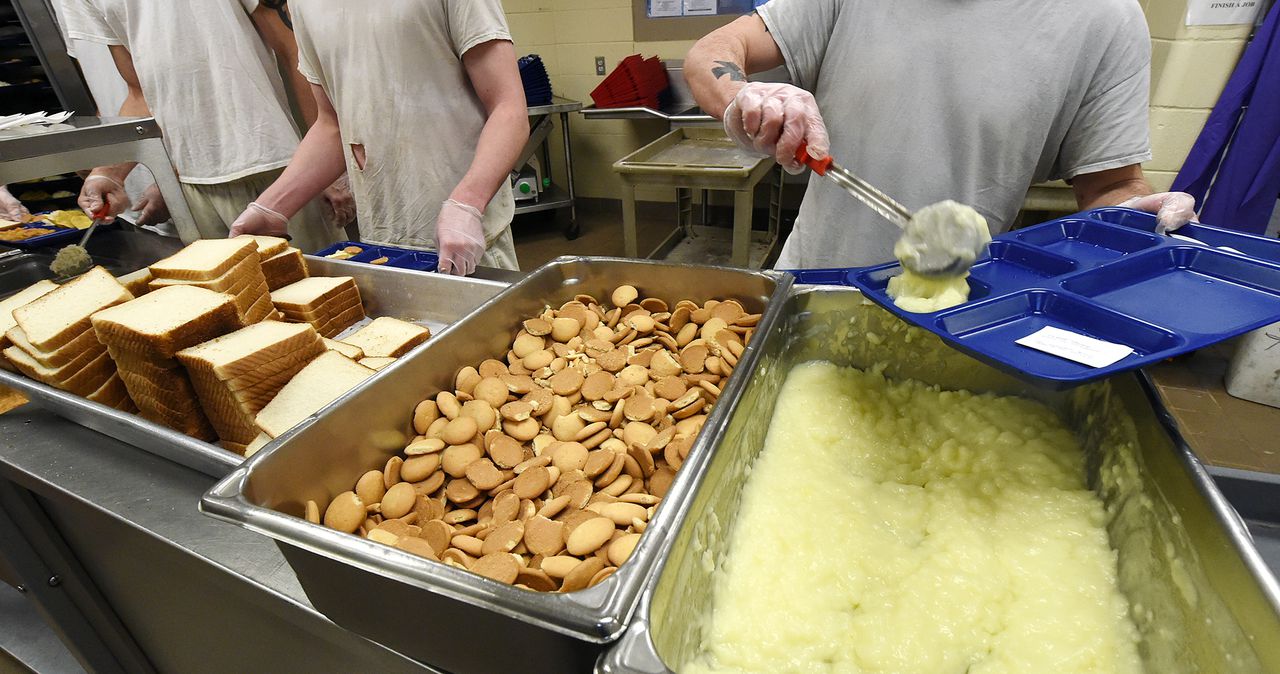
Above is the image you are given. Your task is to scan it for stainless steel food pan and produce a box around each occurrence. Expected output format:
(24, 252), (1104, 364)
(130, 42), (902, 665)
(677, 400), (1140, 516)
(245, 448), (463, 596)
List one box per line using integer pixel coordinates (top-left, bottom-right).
(200, 257), (793, 673)
(0, 256), (506, 478)
(601, 286), (1280, 673)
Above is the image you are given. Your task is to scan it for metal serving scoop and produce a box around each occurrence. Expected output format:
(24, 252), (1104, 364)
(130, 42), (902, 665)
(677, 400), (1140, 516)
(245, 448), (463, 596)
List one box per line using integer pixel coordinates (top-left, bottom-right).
(794, 144), (987, 277)
(51, 202), (108, 282)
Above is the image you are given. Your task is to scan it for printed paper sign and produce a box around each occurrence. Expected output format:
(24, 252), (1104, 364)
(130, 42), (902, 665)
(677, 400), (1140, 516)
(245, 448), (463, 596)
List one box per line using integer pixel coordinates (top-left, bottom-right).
(1015, 326), (1134, 369)
(1186, 0), (1264, 26)
(648, 0), (682, 18)
(683, 0), (717, 15)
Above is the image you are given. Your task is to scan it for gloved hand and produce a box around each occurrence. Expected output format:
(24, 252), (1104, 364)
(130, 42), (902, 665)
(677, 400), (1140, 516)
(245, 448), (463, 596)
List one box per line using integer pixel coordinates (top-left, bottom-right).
(0, 185), (28, 221)
(229, 202), (291, 239)
(77, 173), (131, 223)
(322, 175), (356, 229)
(435, 198), (485, 276)
(1120, 192), (1197, 234)
(723, 82), (830, 174)
(133, 183), (170, 226)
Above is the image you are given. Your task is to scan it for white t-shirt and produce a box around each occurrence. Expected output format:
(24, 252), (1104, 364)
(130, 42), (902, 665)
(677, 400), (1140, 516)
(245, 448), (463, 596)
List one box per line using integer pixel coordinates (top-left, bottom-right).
(58, 0), (301, 185)
(291, 0), (515, 249)
(757, 0), (1153, 269)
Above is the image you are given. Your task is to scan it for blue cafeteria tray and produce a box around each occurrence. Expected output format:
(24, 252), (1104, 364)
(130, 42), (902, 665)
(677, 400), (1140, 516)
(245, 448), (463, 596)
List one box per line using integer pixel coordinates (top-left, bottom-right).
(312, 241), (438, 272)
(0, 224), (81, 250)
(824, 208), (1280, 388)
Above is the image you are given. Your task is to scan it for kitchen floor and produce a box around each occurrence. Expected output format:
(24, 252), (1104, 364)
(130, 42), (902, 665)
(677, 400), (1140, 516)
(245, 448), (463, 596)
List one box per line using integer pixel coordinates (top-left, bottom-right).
(510, 198), (677, 270)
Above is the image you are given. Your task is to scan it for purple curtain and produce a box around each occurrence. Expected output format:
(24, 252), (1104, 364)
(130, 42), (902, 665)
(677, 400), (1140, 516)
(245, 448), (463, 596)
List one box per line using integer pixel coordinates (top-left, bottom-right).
(1172, 2), (1280, 234)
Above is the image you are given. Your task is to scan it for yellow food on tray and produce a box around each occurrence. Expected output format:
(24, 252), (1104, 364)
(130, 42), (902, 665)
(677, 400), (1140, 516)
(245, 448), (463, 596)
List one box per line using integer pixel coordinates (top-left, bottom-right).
(45, 209), (93, 229)
(0, 227), (58, 241)
(686, 362), (1141, 674)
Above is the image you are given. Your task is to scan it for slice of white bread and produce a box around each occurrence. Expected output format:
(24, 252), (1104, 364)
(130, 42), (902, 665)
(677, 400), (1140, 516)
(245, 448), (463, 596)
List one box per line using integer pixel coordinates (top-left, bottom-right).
(277, 287), (361, 322)
(359, 356), (396, 370)
(117, 268), (154, 297)
(270, 277), (358, 312)
(254, 351), (375, 438)
(149, 253), (263, 293)
(0, 280), (58, 349)
(5, 346), (116, 397)
(244, 432), (272, 457)
(315, 305), (366, 339)
(149, 238), (257, 281)
(176, 321), (323, 381)
(240, 288), (277, 324)
(91, 285), (244, 359)
(13, 267), (132, 352)
(262, 248), (308, 290)
(7, 325), (103, 369)
(234, 234), (289, 259)
(323, 337), (363, 360)
(85, 373), (132, 410)
(340, 317), (431, 358)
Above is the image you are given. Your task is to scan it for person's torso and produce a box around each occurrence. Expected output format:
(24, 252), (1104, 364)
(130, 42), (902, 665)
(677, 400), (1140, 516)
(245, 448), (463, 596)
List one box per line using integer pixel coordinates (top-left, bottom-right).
(291, 0), (513, 248)
(780, 0), (1133, 269)
(88, 0), (300, 183)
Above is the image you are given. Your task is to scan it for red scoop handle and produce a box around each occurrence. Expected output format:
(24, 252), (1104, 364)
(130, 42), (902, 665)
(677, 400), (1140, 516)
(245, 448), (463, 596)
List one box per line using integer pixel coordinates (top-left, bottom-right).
(794, 142), (832, 176)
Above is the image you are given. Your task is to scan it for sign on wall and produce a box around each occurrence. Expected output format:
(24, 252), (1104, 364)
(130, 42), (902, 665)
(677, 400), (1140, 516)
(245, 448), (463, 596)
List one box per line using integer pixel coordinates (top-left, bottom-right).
(648, 0), (761, 18)
(1185, 0), (1266, 26)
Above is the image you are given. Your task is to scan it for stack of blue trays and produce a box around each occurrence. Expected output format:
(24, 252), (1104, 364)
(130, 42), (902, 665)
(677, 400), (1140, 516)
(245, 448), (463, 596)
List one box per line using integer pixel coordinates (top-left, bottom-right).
(519, 54), (553, 107)
(792, 207), (1280, 388)
(312, 241), (438, 273)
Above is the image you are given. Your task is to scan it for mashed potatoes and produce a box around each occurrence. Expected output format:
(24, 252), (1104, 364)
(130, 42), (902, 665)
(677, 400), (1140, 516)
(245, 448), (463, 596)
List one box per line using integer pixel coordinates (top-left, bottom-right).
(685, 362), (1141, 674)
(886, 268), (970, 312)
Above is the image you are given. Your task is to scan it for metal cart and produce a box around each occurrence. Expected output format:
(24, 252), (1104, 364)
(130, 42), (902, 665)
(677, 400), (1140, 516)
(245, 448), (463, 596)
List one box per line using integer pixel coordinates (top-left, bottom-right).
(517, 97), (583, 239)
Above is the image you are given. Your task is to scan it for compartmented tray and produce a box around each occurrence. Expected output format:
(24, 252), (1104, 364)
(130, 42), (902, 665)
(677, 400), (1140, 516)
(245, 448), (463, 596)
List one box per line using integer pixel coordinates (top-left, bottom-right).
(0, 223), (82, 249)
(313, 241), (439, 272)
(0, 256), (505, 478)
(843, 208), (1280, 388)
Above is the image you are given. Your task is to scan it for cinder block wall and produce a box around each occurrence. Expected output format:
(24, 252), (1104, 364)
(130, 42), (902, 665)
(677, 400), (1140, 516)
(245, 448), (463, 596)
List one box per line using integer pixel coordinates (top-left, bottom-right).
(1144, 0), (1254, 191)
(505, 1), (1256, 204)
(505, 0), (696, 201)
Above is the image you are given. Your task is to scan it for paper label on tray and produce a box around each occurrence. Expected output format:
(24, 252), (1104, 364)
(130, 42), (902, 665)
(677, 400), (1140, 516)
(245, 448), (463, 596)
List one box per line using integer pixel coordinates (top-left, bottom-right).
(1015, 327), (1133, 369)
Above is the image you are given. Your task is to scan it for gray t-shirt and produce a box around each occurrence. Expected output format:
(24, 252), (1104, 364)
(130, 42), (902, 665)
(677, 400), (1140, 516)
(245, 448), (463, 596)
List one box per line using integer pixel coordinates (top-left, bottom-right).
(757, 0), (1152, 269)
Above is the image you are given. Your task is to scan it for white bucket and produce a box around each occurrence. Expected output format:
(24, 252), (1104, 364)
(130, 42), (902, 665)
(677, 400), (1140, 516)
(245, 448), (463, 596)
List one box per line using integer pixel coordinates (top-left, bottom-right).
(1225, 320), (1280, 408)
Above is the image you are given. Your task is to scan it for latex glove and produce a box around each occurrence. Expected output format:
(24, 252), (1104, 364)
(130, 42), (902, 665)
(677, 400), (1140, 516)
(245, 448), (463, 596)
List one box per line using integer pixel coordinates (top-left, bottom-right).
(0, 185), (28, 221)
(723, 82), (830, 174)
(1120, 192), (1197, 234)
(435, 198), (485, 276)
(322, 175), (356, 228)
(133, 183), (171, 226)
(229, 202), (291, 239)
(77, 173), (131, 223)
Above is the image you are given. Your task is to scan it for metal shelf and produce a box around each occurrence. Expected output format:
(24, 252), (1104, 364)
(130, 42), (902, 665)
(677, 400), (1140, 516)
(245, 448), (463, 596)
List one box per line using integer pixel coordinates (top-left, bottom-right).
(513, 184), (572, 216)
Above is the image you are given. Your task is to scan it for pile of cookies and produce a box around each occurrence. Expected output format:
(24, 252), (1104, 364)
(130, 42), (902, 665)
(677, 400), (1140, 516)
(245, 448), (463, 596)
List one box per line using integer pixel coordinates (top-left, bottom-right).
(311, 285), (759, 591)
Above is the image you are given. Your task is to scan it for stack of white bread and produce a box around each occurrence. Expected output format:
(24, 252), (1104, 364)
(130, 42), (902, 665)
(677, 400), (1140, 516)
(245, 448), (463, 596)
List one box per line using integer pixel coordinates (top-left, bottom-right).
(254, 350), (376, 439)
(92, 285), (245, 440)
(3, 269), (133, 409)
(340, 316), (431, 370)
(260, 244), (309, 290)
(271, 276), (365, 338)
(148, 238), (276, 324)
(177, 321), (326, 452)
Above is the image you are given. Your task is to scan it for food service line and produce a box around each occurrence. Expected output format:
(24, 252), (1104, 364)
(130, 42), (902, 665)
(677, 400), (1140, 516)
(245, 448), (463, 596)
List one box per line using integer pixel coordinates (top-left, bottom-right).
(0, 240), (1278, 673)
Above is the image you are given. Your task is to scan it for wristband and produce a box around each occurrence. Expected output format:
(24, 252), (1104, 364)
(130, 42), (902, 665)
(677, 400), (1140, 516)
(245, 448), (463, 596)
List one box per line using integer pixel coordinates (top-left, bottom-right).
(248, 201), (290, 226)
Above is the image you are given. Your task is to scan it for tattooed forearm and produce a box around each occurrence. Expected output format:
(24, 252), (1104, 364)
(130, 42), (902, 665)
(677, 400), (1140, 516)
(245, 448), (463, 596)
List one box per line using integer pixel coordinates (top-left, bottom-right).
(711, 60), (747, 82)
(262, 0), (292, 29)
